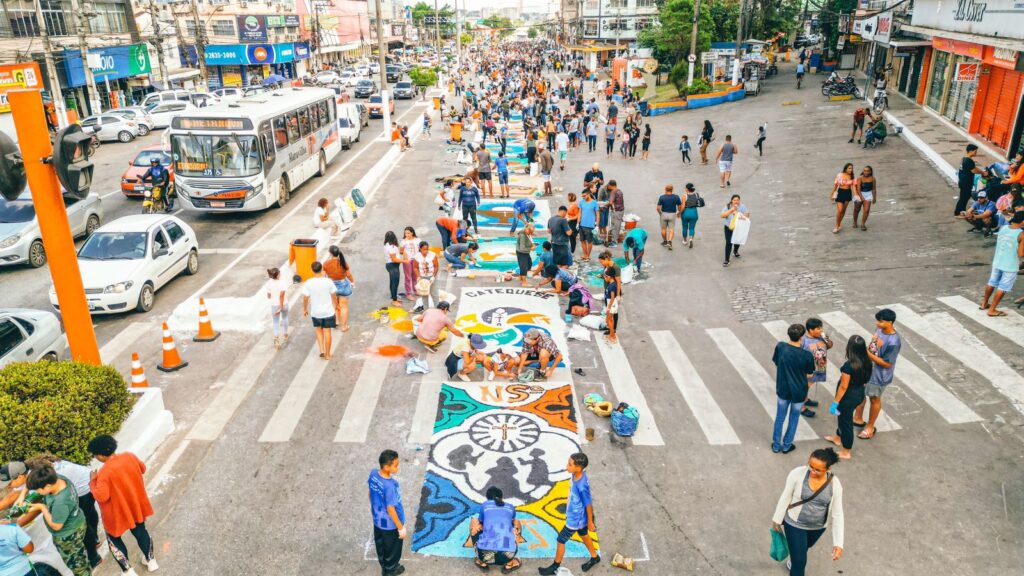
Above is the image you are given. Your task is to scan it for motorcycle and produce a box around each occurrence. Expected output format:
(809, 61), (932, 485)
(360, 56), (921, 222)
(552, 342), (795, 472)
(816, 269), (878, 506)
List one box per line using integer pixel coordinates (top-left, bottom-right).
(872, 87), (889, 114)
(827, 83), (862, 99)
(142, 183), (176, 214)
(821, 71), (857, 96)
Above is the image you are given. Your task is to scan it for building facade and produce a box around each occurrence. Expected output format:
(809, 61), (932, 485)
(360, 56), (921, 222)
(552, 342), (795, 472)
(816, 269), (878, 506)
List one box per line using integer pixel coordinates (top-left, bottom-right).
(579, 0), (658, 44)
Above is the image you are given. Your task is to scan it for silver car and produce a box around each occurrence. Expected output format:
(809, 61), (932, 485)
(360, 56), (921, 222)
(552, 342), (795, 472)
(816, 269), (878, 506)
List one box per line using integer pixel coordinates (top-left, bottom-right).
(107, 109), (154, 136)
(0, 308), (67, 367)
(0, 190), (103, 268)
(80, 114), (141, 143)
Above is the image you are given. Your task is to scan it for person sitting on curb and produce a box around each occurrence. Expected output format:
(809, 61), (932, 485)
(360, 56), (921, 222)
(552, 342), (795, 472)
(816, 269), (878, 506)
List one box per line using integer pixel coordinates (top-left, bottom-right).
(958, 191), (998, 236)
(517, 328), (563, 380)
(445, 333), (488, 382)
(413, 301), (463, 353)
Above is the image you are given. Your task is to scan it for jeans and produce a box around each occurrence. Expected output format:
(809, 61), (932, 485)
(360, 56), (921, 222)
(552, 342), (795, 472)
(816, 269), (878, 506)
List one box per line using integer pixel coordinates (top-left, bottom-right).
(271, 304), (289, 337)
(386, 262), (401, 301)
(588, 135), (597, 151)
(462, 205), (478, 233)
(680, 207), (698, 239)
(773, 397), (805, 451)
(107, 521), (154, 572)
(437, 223), (452, 249)
(607, 210), (624, 243)
(606, 138), (615, 154)
(755, 136), (765, 155)
(723, 226), (740, 263)
(79, 492), (101, 566)
(783, 521), (826, 576)
(568, 220), (578, 254)
(445, 251), (467, 270)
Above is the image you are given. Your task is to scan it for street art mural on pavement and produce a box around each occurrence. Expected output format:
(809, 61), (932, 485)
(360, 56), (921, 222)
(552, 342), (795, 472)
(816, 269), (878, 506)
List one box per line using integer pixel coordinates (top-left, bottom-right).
(476, 199), (551, 232)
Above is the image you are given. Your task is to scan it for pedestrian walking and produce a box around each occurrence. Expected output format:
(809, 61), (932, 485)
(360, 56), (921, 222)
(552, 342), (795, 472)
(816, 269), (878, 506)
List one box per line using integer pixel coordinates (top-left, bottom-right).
(578, 188), (599, 261)
(605, 180), (625, 247)
(799, 319), (833, 418)
(368, 450), (406, 576)
(539, 146), (555, 195)
(656, 183), (683, 249)
(476, 146), (493, 198)
(586, 119), (598, 152)
(266, 267), (290, 347)
(716, 134), (737, 188)
(956, 144), (985, 217)
(680, 183), (701, 248)
(313, 197), (340, 238)
(547, 205), (574, 268)
(303, 261), (337, 359)
(641, 124), (651, 160)
(422, 110), (432, 139)
(23, 454), (101, 568)
(619, 127), (630, 158)
(679, 134), (692, 164)
(755, 123), (767, 156)
(458, 177), (482, 233)
(469, 487), (522, 572)
(853, 308), (902, 440)
(324, 245), (355, 331)
(771, 448), (845, 576)
(24, 467), (90, 576)
(831, 163), (856, 234)
(824, 335), (872, 460)
(851, 165), (876, 231)
(771, 324), (816, 454)
(980, 211), (1024, 316)
(721, 194), (748, 267)
(699, 120), (714, 164)
(603, 266), (621, 345)
(495, 151), (511, 198)
(604, 121), (616, 156)
(537, 453), (601, 575)
(400, 227), (419, 302)
(87, 435), (158, 576)
(0, 520), (34, 576)
(555, 129), (570, 170)
(384, 231), (408, 308)
(515, 223), (537, 286)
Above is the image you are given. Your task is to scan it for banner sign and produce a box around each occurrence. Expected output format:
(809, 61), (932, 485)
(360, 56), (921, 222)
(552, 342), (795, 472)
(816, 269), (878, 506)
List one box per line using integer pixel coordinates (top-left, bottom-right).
(955, 62), (980, 81)
(0, 62), (42, 113)
(64, 44), (151, 88)
(205, 43), (307, 65)
(238, 15), (268, 42)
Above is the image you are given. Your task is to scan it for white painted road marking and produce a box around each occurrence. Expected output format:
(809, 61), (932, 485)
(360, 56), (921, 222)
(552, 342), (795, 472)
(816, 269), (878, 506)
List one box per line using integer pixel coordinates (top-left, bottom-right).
(649, 330), (741, 446)
(335, 331), (398, 443)
(596, 336), (665, 446)
(706, 327), (818, 441)
(938, 295), (1024, 347)
(821, 311), (981, 424)
(100, 322), (153, 364)
(408, 350), (450, 445)
(259, 336), (340, 442)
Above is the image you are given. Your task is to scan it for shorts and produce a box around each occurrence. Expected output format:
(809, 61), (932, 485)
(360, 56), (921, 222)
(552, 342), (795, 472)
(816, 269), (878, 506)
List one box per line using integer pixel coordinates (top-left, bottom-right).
(718, 160), (733, 173)
(854, 117), (865, 129)
(599, 208), (609, 228)
(660, 214), (676, 229)
(557, 525), (589, 544)
(855, 192), (874, 203)
(559, 150), (567, 161)
(579, 227), (594, 242)
(334, 279), (353, 297)
(796, 72), (805, 79)
(835, 188), (853, 203)
(498, 172), (509, 185)
(552, 243), (570, 266)
(312, 315), (337, 329)
(988, 268), (1019, 292)
(542, 172), (551, 183)
(479, 171), (492, 181)
(865, 382), (888, 398)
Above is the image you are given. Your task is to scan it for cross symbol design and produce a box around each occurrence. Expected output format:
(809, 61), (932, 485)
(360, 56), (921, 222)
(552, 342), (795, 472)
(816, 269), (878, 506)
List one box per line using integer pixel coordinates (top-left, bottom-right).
(491, 421), (517, 441)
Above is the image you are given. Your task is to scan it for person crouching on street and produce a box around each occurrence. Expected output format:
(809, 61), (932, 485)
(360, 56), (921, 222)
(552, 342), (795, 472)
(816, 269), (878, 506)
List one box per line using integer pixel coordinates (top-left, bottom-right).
(470, 487), (522, 572)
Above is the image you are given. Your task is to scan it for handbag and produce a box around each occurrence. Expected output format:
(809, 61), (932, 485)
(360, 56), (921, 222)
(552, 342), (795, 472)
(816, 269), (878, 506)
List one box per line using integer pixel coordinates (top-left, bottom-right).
(769, 528), (789, 561)
(696, 194), (706, 208)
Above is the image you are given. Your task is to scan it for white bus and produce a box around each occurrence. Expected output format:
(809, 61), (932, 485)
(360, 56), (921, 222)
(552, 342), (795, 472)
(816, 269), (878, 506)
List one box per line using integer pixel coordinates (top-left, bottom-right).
(168, 88), (342, 212)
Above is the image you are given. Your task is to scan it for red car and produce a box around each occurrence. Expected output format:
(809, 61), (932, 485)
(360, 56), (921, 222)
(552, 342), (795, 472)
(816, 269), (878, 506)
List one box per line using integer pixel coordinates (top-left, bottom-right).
(121, 146), (174, 198)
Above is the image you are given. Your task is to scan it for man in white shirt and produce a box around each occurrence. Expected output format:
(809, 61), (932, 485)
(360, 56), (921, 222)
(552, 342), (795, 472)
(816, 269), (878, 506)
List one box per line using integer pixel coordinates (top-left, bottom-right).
(302, 261), (337, 360)
(555, 130), (570, 171)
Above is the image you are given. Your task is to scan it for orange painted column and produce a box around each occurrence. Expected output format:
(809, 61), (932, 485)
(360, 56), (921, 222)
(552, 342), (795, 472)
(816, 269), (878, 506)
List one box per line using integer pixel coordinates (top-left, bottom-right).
(8, 90), (100, 365)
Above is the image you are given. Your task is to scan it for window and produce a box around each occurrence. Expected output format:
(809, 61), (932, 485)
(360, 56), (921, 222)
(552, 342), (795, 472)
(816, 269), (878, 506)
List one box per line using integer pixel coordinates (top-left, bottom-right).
(260, 131), (276, 164)
(584, 0), (598, 9)
(152, 229), (170, 255)
(91, 2), (128, 34)
(185, 20), (198, 36)
(636, 0), (656, 7)
(101, 115), (120, 123)
(308, 104), (320, 129)
(285, 112), (299, 142)
(273, 116), (288, 148)
(163, 221), (185, 244)
(584, 19), (598, 36)
(607, 0), (627, 8)
(297, 108), (310, 136)
(211, 19), (234, 37)
(11, 317), (34, 335)
(635, 18), (654, 31)
(319, 101), (330, 126)
(0, 319), (25, 359)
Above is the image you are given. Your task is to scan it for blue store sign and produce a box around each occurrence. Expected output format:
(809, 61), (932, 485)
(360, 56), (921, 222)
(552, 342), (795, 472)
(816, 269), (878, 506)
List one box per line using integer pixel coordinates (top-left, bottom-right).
(205, 43), (310, 66)
(238, 15), (268, 43)
(63, 44), (152, 88)
(294, 41), (311, 60)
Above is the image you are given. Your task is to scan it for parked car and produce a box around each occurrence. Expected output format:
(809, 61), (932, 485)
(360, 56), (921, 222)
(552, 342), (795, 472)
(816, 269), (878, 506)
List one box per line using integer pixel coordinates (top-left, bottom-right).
(80, 114), (140, 143)
(315, 70), (342, 85)
(106, 109), (154, 136)
(50, 214), (199, 314)
(794, 34), (822, 48)
(145, 100), (196, 129)
(121, 146), (174, 198)
(393, 81), (418, 99)
(351, 102), (370, 127)
(190, 93), (219, 108)
(0, 308), (67, 367)
(0, 189), (103, 268)
(354, 79), (377, 98)
(141, 90), (191, 108)
(337, 104), (362, 149)
(366, 94), (395, 118)
(356, 65), (371, 77)
(369, 63), (380, 74)
(386, 65), (402, 83)
(212, 87), (243, 102)
(242, 85), (269, 98)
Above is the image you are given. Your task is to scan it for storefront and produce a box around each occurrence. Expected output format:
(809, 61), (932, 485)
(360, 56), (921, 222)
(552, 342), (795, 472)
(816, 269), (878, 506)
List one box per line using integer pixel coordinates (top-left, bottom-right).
(923, 38), (983, 131)
(970, 47), (1024, 153)
(62, 43), (153, 115)
(203, 42), (311, 88)
(889, 39), (930, 100)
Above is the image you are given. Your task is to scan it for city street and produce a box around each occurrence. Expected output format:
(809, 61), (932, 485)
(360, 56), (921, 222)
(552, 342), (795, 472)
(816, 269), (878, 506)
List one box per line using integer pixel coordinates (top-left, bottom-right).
(32, 63), (1021, 576)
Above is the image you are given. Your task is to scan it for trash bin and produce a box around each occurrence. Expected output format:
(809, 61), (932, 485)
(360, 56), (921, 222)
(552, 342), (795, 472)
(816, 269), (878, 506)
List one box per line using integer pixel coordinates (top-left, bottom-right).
(432, 96), (441, 110)
(449, 121), (463, 142)
(289, 238), (319, 282)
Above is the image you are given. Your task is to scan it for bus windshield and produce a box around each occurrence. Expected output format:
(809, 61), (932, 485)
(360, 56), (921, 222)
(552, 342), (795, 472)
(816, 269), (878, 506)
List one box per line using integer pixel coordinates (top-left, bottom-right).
(171, 134), (262, 178)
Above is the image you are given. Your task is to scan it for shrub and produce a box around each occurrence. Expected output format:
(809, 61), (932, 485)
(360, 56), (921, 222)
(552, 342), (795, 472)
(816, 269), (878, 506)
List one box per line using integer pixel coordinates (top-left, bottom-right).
(410, 66), (438, 90)
(685, 78), (715, 96)
(0, 361), (134, 464)
(668, 61), (689, 93)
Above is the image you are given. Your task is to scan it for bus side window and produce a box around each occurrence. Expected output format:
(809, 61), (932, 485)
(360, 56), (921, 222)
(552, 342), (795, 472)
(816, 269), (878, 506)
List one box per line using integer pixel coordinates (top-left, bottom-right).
(273, 117), (288, 149)
(286, 112), (299, 143)
(325, 100), (335, 123)
(298, 108), (311, 137)
(260, 131), (276, 165)
(319, 101), (330, 127)
(308, 104), (320, 129)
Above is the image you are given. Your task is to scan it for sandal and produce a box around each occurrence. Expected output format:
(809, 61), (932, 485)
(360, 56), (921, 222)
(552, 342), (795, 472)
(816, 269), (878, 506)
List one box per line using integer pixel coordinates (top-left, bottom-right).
(858, 429), (875, 440)
(852, 420), (867, 428)
(475, 558), (489, 571)
(501, 558), (521, 573)
(988, 310), (1008, 317)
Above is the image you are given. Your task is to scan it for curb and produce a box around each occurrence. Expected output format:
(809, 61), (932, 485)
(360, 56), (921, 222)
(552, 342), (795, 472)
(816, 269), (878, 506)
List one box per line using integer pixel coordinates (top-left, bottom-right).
(116, 388), (175, 464)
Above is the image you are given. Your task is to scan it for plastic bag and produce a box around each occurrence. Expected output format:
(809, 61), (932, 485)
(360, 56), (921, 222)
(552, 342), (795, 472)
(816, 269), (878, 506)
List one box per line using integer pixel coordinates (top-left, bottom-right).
(611, 404), (640, 436)
(770, 528), (789, 561)
(406, 357), (430, 375)
(578, 315), (604, 330)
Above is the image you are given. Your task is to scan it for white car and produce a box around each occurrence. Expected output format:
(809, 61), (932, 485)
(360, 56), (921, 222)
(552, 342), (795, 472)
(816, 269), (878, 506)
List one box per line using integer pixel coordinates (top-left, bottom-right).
(0, 308), (67, 367)
(338, 70), (360, 86)
(0, 189), (103, 268)
(80, 114), (140, 143)
(107, 109), (154, 136)
(356, 65), (371, 77)
(50, 215), (199, 314)
(145, 101), (197, 129)
(211, 87), (243, 102)
(315, 70), (342, 85)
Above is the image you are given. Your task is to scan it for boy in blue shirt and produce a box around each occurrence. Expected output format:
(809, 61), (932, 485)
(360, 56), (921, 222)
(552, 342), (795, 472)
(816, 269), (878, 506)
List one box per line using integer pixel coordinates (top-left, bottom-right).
(578, 189), (600, 261)
(368, 450), (406, 576)
(495, 152), (511, 198)
(539, 452), (600, 574)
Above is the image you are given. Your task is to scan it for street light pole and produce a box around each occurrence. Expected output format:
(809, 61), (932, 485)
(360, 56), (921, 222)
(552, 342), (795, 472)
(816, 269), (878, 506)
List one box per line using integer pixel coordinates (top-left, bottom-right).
(456, 0), (462, 70)
(190, 0), (209, 87)
(149, 0), (170, 88)
(433, 0), (441, 57)
(31, 0), (68, 127)
(373, 0), (391, 133)
(69, 0), (102, 115)
(688, 0), (701, 85)
(732, 0), (745, 86)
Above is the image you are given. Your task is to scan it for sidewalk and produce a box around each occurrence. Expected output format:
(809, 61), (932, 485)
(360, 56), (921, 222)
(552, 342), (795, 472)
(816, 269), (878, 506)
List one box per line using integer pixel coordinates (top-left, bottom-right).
(883, 88), (1004, 184)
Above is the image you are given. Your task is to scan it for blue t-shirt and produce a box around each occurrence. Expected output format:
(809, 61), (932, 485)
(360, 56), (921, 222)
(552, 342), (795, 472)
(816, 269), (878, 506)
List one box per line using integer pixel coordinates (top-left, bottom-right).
(565, 472), (594, 530)
(0, 524), (32, 576)
(368, 469), (404, 530)
(578, 199), (599, 228)
(772, 341), (815, 402)
(539, 250), (554, 268)
(868, 329), (901, 386)
(972, 199), (996, 215)
(495, 156), (509, 174)
(625, 228), (647, 251)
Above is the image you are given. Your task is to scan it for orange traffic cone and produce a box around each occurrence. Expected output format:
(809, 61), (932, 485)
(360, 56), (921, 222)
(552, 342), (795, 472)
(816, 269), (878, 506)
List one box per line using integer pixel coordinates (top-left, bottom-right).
(157, 322), (188, 372)
(193, 298), (220, 342)
(129, 352), (148, 388)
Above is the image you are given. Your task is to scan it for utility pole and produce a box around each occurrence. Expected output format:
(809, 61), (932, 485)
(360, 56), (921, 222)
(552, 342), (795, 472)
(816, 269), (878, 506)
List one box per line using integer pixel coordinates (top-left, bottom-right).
(455, 0), (462, 69)
(732, 0), (745, 86)
(190, 0), (209, 88)
(373, 0), (391, 134)
(149, 1), (170, 88)
(433, 0), (441, 58)
(687, 0), (701, 85)
(32, 0), (68, 127)
(69, 0), (102, 115)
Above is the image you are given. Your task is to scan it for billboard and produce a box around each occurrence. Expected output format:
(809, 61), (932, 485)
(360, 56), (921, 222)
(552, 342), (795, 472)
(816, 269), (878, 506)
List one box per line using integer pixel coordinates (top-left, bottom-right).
(238, 15), (268, 43)
(0, 62), (42, 113)
(911, 0), (1024, 40)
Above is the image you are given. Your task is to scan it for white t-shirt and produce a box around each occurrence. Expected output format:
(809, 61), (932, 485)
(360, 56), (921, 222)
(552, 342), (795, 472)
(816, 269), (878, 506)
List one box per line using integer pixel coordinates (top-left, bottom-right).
(54, 460), (91, 496)
(266, 277), (289, 308)
(400, 238), (419, 259)
(385, 243), (401, 264)
(313, 206), (328, 227)
(302, 276), (336, 319)
(555, 132), (569, 152)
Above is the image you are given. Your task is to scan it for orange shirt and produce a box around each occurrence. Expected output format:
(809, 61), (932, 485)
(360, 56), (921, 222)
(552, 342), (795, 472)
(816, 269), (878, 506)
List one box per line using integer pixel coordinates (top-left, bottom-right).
(89, 453), (153, 538)
(323, 258), (349, 281)
(1007, 163), (1024, 185)
(567, 203), (580, 222)
(391, 128), (401, 142)
(437, 217), (459, 237)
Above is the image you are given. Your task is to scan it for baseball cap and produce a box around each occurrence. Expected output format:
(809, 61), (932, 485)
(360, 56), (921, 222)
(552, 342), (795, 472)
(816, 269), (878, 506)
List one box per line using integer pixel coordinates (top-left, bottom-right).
(0, 461), (27, 489)
(524, 328), (542, 341)
(978, 190), (988, 198)
(469, 334), (487, 350)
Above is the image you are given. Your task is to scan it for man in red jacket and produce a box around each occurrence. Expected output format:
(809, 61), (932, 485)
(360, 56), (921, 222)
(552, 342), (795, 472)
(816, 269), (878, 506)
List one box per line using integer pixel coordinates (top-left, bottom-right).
(87, 435), (157, 575)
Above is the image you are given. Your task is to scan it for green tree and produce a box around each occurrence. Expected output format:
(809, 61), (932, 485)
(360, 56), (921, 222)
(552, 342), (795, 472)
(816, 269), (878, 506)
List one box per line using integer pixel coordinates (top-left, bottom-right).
(460, 31), (473, 46)
(410, 2), (457, 37)
(819, 0), (857, 58)
(528, 25), (539, 39)
(747, 0), (803, 39)
(709, 0), (740, 41)
(409, 66), (438, 98)
(637, 0), (715, 66)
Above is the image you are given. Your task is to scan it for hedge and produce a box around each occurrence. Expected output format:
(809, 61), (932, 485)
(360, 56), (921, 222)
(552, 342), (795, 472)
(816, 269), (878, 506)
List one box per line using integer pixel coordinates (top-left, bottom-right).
(0, 361), (134, 464)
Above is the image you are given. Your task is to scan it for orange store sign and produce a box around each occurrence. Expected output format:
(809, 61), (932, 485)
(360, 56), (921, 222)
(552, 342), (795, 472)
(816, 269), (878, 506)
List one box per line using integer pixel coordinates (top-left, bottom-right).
(955, 62), (979, 82)
(0, 62), (43, 113)
(933, 38), (984, 60)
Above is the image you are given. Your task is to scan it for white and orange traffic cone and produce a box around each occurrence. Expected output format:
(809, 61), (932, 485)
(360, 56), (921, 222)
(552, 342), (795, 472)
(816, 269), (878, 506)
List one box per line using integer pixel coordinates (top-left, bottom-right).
(193, 298), (220, 342)
(157, 322), (188, 372)
(129, 352), (148, 388)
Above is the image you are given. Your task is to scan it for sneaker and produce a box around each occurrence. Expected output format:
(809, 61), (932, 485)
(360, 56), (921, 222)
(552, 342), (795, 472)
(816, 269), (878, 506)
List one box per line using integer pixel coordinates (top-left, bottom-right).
(801, 408), (816, 418)
(413, 305), (425, 314)
(457, 373), (471, 382)
(689, 239), (694, 249)
(723, 261), (729, 267)
(771, 444), (781, 453)
(538, 564), (560, 576)
(805, 399), (820, 407)
(782, 445), (798, 454)
(582, 556), (602, 572)
(727, 180), (731, 186)
(667, 242), (673, 251)
(848, 138), (854, 143)
(732, 253), (741, 260)
(146, 558), (160, 572)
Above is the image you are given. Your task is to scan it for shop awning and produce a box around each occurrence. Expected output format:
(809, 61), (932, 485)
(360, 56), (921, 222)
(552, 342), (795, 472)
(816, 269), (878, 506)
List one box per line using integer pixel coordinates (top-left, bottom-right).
(901, 24), (1024, 52)
(887, 35), (932, 49)
(167, 68), (201, 81)
(561, 43), (627, 53)
(318, 41), (363, 54)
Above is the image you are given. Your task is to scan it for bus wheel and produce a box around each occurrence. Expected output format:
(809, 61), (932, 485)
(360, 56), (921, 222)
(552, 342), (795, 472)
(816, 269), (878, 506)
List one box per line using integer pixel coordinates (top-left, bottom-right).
(317, 151), (327, 177)
(276, 178), (291, 207)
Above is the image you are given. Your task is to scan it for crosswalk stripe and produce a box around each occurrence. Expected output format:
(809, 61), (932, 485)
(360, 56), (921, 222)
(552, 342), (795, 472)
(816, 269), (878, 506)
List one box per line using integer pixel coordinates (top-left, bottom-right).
(649, 331), (741, 445)
(938, 295), (1024, 345)
(258, 337), (340, 443)
(762, 321), (900, 432)
(596, 337), (665, 446)
(705, 327), (818, 441)
(408, 351), (450, 444)
(886, 304), (1024, 417)
(821, 310), (983, 424)
(335, 332), (398, 443)
(100, 322), (152, 364)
